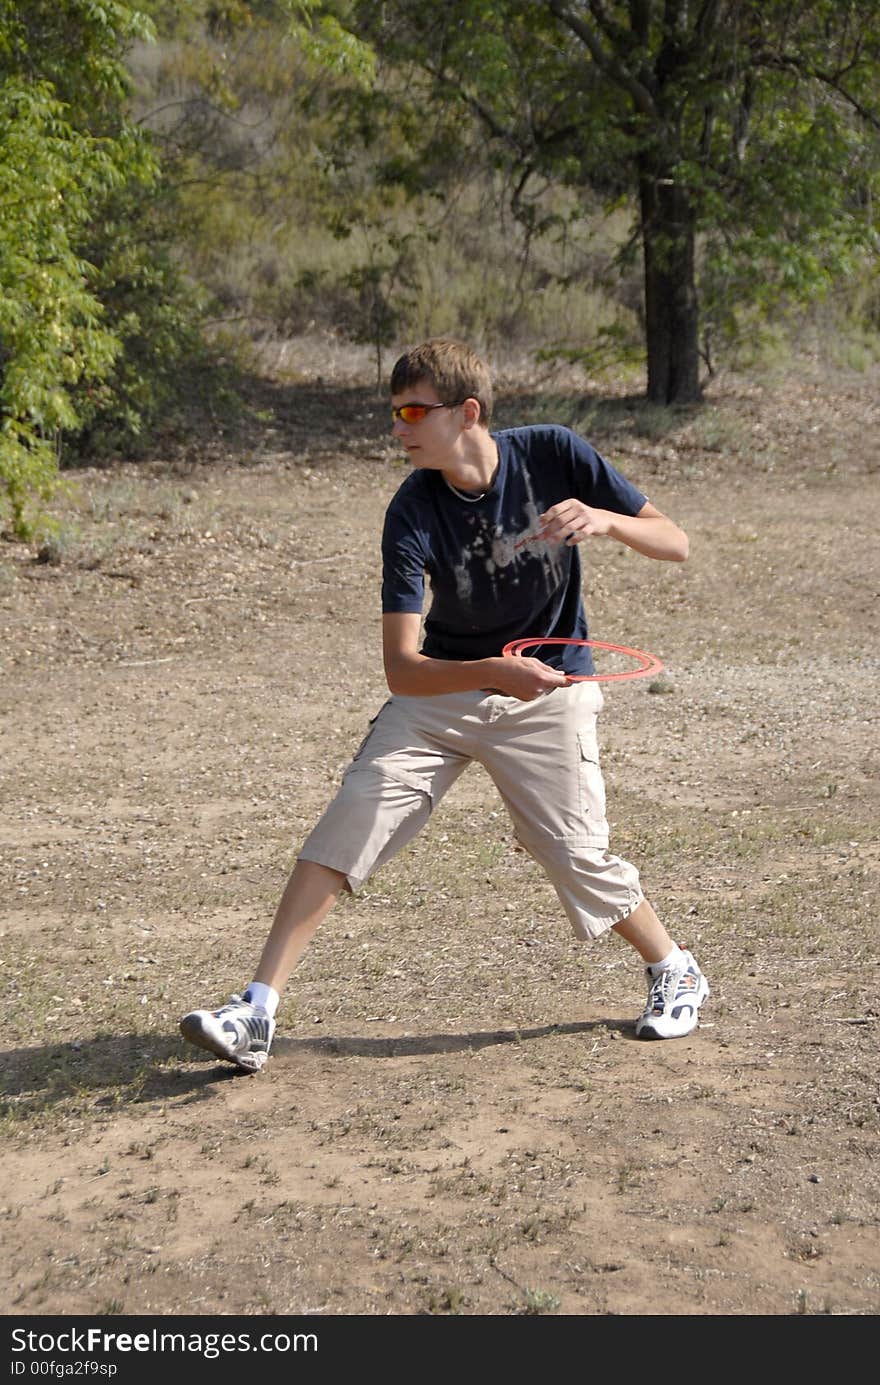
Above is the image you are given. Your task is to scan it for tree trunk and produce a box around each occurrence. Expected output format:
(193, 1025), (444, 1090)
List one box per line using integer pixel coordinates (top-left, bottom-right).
(639, 165), (701, 403)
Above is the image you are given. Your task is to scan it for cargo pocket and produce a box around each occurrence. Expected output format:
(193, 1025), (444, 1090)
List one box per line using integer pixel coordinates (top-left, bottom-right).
(577, 727), (608, 842)
(347, 700), (391, 767)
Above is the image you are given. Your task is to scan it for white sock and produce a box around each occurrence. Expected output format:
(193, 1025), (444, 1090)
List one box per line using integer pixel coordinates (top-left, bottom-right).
(647, 945), (684, 978)
(243, 982), (279, 1017)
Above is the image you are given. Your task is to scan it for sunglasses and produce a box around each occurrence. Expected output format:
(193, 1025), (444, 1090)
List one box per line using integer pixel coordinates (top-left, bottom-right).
(391, 400), (464, 424)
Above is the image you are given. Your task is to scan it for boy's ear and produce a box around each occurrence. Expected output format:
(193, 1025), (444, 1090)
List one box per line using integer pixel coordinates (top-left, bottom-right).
(461, 396), (482, 429)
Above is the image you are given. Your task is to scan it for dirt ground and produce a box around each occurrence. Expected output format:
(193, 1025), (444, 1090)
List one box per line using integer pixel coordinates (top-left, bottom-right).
(1, 351), (878, 1317)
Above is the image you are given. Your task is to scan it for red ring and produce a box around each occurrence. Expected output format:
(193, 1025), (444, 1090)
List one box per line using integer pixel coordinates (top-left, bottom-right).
(501, 636), (664, 683)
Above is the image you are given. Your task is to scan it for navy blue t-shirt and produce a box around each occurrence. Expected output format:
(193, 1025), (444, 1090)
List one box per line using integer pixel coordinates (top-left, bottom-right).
(381, 425), (647, 676)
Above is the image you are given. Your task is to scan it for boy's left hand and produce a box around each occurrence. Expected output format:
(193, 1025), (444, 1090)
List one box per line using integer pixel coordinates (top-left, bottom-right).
(537, 499), (611, 545)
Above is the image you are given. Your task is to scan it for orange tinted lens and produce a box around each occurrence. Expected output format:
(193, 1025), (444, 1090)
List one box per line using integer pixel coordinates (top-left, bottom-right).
(396, 404), (429, 423)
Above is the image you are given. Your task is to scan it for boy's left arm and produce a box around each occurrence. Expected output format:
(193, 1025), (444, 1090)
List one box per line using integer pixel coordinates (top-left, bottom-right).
(537, 499), (688, 562)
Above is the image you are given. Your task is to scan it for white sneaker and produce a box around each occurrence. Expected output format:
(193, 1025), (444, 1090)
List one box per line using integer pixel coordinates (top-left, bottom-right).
(179, 993), (275, 1072)
(635, 949), (709, 1039)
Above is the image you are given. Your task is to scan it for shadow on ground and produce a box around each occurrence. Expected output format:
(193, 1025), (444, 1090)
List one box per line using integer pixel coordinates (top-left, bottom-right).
(0, 1017), (633, 1111)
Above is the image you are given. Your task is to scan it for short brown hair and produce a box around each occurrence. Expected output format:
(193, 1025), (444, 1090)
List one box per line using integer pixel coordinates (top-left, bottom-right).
(390, 339), (493, 425)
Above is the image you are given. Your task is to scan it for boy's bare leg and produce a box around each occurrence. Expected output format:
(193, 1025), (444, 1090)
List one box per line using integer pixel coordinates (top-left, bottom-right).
(256, 874), (674, 985)
(251, 858), (347, 994)
(612, 898), (675, 964)
(179, 858), (344, 1069)
(181, 870), (704, 1065)
(255, 875), (675, 989)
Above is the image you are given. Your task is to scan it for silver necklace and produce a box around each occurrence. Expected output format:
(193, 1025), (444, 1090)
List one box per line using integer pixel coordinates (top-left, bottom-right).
(442, 473), (488, 502)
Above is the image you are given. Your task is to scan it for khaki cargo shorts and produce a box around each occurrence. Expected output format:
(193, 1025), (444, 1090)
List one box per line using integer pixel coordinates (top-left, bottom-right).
(299, 681), (643, 940)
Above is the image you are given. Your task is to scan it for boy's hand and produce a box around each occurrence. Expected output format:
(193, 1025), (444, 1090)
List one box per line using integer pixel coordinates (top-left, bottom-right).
(532, 498), (688, 562)
(490, 655), (571, 701)
(537, 499), (611, 545)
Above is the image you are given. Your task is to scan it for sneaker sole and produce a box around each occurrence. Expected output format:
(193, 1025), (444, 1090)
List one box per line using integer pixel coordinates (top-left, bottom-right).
(179, 1013), (268, 1072)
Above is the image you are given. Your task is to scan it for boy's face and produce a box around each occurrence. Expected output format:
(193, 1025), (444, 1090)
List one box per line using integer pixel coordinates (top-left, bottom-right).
(390, 378), (467, 471)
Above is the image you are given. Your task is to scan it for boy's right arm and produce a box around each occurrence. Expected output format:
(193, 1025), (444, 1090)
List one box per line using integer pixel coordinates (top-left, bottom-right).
(382, 613), (570, 701)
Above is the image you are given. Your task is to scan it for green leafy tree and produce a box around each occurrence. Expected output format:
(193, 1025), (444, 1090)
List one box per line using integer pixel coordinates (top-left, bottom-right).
(1, 3), (307, 533)
(0, 2), (162, 534)
(347, 0), (880, 402)
(0, 80), (122, 533)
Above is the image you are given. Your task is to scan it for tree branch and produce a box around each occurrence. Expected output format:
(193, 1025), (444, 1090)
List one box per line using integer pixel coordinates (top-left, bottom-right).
(663, 0), (688, 41)
(586, 0), (637, 52)
(137, 96), (278, 133)
(628, 0), (651, 48)
(421, 59), (528, 153)
(753, 50), (880, 130)
(546, 0), (657, 116)
(694, 0), (723, 44)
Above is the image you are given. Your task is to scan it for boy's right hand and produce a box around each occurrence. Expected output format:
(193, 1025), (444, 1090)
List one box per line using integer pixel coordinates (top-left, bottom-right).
(489, 656), (572, 701)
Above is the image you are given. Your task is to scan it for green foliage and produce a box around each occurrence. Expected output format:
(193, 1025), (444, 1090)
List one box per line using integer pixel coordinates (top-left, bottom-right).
(0, 0), (157, 112)
(67, 165), (218, 460)
(0, 2), (177, 534)
(0, 79), (125, 535)
(0, 2), (256, 533)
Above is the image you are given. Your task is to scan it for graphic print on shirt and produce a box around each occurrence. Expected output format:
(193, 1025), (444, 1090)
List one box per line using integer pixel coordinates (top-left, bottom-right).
(451, 466), (568, 610)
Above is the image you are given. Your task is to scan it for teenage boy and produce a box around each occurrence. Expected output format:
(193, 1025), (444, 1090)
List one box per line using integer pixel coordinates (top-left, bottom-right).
(180, 339), (709, 1071)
